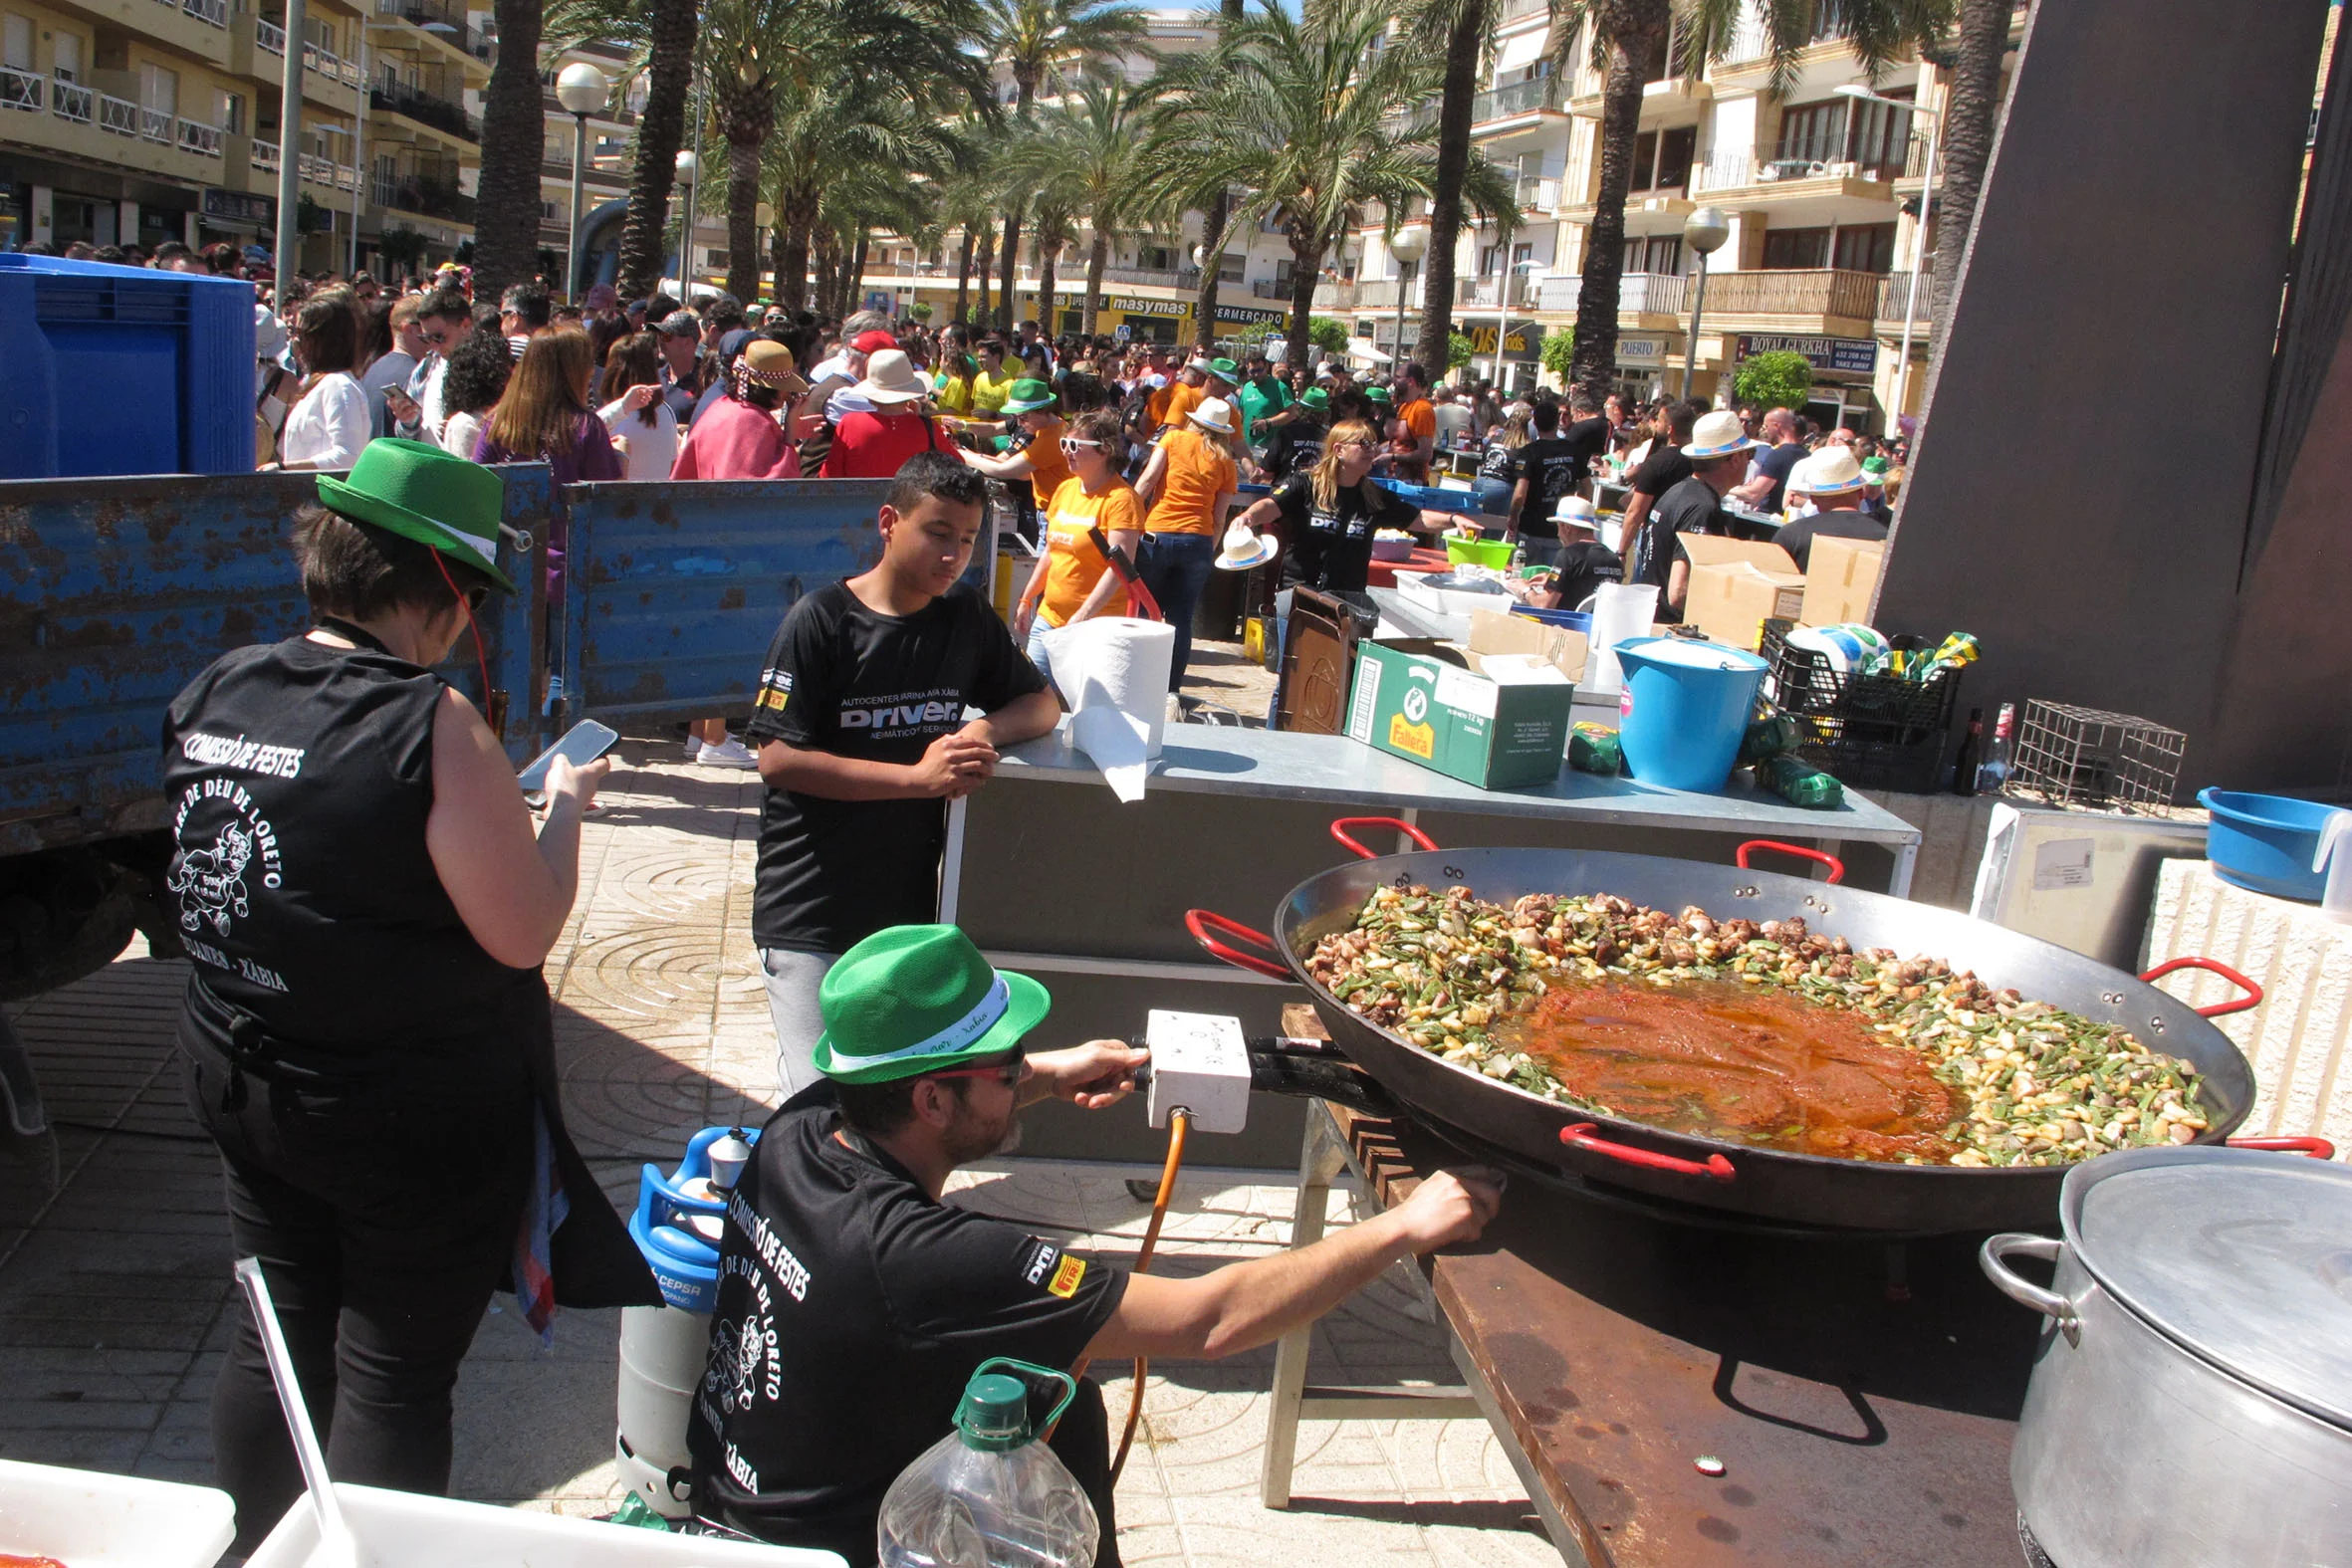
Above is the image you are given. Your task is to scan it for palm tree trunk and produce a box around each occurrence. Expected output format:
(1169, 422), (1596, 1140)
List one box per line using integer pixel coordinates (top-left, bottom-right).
(1569, 0), (1667, 399)
(1926, 0), (2008, 375)
(975, 216), (993, 329)
(954, 228), (974, 326)
(1082, 231), (1108, 336)
(777, 184), (819, 313)
(471, 0), (545, 300)
(848, 231), (870, 316)
(616, 0), (696, 303)
(997, 203), (1023, 330)
(724, 131), (763, 304)
(1284, 237), (1324, 371)
(1417, 0), (1490, 383)
(1192, 204), (1228, 352)
(1037, 232), (1059, 338)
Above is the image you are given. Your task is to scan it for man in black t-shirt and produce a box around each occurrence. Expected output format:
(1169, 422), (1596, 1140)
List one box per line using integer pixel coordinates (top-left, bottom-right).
(1517, 495), (1622, 611)
(1626, 408), (1754, 617)
(1507, 393), (1602, 544)
(688, 926), (1503, 1566)
(744, 453), (1061, 1095)
(1771, 446), (1889, 570)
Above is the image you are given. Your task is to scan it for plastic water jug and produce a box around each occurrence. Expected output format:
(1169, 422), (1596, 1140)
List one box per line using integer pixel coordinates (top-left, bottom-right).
(876, 1360), (1098, 1568)
(615, 1125), (757, 1517)
(1614, 637), (1769, 792)
(1580, 581), (1661, 698)
(2316, 809), (2352, 923)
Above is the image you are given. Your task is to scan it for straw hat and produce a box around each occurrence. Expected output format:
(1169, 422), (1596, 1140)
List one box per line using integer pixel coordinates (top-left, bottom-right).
(1215, 521), (1281, 572)
(855, 348), (929, 405)
(1791, 446), (1867, 495)
(1683, 409), (1759, 460)
(1188, 397), (1237, 435)
(740, 338), (808, 398)
(1550, 494), (1598, 531)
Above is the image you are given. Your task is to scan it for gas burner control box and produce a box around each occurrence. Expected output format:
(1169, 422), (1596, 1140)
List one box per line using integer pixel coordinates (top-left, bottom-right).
(1143, 1010), (1252, 1134)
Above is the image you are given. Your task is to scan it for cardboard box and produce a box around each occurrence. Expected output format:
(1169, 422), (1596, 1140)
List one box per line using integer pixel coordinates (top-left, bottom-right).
(1800, 536), (1887, 628)
(1469, 607), (1589, 682)
(1679, 537), (1805, 652)
(1346, 627), (1576, 789)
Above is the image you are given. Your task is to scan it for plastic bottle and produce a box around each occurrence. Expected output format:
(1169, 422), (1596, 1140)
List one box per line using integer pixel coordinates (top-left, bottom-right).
(1756, 753), (1844, 810)
(877, 1359), (1099, 1568)
(1975, 702), (2016, 794)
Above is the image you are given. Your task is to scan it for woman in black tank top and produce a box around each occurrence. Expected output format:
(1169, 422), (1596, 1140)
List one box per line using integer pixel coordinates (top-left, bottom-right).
(161, 440), (656, 1551)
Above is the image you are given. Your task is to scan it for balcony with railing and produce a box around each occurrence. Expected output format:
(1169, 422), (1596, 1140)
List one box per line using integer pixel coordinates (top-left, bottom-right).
(0, 64), (41, 111)
(1873, 269), (1942, 323)
(378, 0), (493, 60)
(51, 77), (91, 121)
(1696, 133), (1916, 194)
(1498, 0), (1548, 21)
(178, 116), (223, 156)
(375, 172), (475, 222)
(1699, 268), (1883, 321)
(252, 136), (280, 172)
(1098, 265), (1200, 290)
(181, 0), (228, 27)
(1457, 273), (1539, 309)
(1353, 278), (1423, 312)
(301, 151), (359, 191)
(98, 92), (139, 136)
(139, 106), (173, 143)
(257, 18), (286, 52)
(372, 79), (479, 140)
(1473, 75), (1567, 126)
(1514, 173), (1560, 211)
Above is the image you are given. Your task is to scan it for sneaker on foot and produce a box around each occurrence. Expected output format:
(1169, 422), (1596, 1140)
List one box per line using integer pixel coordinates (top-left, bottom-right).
(697, 737), (761, 770)
(682, 731), (705, 758)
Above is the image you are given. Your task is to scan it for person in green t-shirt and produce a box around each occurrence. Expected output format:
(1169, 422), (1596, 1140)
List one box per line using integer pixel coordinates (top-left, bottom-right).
(1233, 349), (1293, 452)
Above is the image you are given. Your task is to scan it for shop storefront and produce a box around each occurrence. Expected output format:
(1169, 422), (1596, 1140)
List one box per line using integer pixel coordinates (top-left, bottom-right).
(198, 187), (275, 252)
(1467, 320), (1543, 395)
(1734, 333), (1883, 433)
(1612, 334), (1677, 404)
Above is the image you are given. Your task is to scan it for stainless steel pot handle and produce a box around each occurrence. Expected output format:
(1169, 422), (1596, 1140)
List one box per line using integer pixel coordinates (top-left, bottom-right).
(1981, 1232), (2080, 1345)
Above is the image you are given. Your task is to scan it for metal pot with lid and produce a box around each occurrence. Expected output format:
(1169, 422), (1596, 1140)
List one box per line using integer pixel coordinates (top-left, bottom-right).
(1982, 1146), (2352, 1568)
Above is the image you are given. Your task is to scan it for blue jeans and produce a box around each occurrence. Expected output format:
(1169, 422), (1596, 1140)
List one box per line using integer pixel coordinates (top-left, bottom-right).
(1024, 617), (1059, 694)
(1140, 531), (1217, 692)
(1472, 477), (1516, 521)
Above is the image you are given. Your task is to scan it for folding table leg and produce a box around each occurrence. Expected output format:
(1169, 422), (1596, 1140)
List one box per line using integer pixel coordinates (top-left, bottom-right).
(1261, 1103), (1349, 1507)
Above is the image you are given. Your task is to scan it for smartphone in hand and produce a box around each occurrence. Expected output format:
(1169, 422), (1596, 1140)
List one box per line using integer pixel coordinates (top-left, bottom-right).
(518, 719), (620, 804)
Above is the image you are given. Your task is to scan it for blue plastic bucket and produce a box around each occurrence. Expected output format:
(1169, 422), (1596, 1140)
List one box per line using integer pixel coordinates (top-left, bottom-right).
(2197, 788), (2334, 901)
(1615, 637), (1768, 792)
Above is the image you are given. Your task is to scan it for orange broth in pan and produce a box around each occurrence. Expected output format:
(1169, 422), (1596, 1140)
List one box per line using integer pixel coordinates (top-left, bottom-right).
(1501, 977), (1966, 1162)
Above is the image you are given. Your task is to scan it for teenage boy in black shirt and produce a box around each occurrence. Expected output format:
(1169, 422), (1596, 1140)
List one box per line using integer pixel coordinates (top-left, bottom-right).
(744, 452), (1061, 1095)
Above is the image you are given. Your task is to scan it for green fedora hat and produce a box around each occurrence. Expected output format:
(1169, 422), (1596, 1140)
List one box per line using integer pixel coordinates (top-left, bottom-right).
(315, 438), (513, 590)
(1364, 384), (1393, 405)
(1000, 377), (1058, 414)
(814, 925), (1051, 1084)
(1206, 356), (1241, 384)
(1297, 387), (1329, 412)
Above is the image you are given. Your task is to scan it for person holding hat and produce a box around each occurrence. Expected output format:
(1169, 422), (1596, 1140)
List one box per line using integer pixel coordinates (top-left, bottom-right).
(687, 924), (1503, 1563)
(1133, 396), (1243, 692)
(1771, 446), (1887, 571)
(957, 376), (1074, 516)
(1627, 407), (1755, 617)
(162, 442), (658, 1552)
(1513, 494), (1623, 613)
(819, 348), (952, 479)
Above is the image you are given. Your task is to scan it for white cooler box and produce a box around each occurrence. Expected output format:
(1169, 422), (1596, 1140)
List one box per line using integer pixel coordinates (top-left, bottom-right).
(0, 1457), (236, 1567)
(245, 1482), (846, 1567)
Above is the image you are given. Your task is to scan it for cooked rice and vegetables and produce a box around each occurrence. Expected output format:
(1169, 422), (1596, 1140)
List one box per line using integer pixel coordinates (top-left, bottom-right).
(1304, 884), (2212, 1168)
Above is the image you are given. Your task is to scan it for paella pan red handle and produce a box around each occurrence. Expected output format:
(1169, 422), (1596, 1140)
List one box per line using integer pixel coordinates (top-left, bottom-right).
(1560, 1122), (1738, 1183)
(1735, 839), (1847, 885)
(2139, 957), (2263, 1018)
(1184, 909), (1293, 981)
(1329, 816), (1441, 859)
(2226, 1136), (2337, 1160)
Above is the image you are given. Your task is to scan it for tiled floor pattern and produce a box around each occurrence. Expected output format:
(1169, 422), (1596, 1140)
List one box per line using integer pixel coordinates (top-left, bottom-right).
(0, 718), (1552, 1565)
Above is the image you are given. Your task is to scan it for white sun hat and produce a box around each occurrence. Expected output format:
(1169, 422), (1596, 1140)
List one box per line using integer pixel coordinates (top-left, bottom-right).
(1683, 409), (1760, 460)
(1188, 398), (1237, 435)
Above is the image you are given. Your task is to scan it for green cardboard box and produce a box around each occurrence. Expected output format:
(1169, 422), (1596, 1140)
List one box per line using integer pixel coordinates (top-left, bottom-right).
(1344, 637), (1576, 789)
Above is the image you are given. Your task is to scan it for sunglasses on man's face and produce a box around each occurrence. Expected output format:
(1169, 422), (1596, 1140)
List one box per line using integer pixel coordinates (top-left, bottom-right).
(928, 1052), (1026, 1089)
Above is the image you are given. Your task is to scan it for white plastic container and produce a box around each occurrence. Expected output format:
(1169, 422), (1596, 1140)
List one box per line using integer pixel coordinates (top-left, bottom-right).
(244, 1480), (847, 1567)
(876, 1362), (1096, 1568)
(1580, 580), (1662, 698)
(0, 1456), (236, 1567)
(2314, 809), (2352, 923)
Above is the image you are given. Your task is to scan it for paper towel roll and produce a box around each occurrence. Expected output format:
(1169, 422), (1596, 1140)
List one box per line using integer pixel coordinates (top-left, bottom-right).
(1050, 617), (1175, 760)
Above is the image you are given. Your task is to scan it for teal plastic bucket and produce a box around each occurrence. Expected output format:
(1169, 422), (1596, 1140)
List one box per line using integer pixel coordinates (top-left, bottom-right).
(1615, 637), (1769, 792)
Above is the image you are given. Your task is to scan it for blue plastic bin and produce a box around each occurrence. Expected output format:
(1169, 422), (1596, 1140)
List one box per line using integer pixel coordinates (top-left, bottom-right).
(1510, 605), (1594, 634)
(2197, 788), (2335, 901)
(0, 254), (256, 477)
(1373, 477), (1482, 515)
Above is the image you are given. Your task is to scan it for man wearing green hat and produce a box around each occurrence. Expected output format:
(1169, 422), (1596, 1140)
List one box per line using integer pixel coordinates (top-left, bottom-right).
(1233, 349), (1292, 450)
(689, 925), (1502, 1564)
(1257, 385), (1329, 482)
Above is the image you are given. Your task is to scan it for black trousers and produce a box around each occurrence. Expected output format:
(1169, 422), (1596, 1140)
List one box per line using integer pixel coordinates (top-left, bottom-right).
(189, 1050), (531, 1552)
(1051, 1375), (1121, 1568)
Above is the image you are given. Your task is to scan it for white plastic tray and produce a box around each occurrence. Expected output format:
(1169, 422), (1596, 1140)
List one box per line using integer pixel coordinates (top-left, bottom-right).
(0, 1456), (236, 1567)
(245, 1481), (847, 1567)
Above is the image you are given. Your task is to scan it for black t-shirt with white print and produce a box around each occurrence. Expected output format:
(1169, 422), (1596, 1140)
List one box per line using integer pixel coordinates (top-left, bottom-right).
(687, 1085), (1125, 1561)
(1271, 472), (1416, 593)
(743, 580), (1046, 953)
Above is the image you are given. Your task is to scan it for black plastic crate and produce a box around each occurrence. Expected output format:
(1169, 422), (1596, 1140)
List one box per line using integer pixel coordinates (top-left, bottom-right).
(1759, 619), (1965, 792)
(1789, 720), (1951, 792)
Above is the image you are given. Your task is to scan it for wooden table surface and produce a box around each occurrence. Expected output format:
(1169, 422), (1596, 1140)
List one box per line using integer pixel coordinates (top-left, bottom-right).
(1284, 1008), (2038, 1567)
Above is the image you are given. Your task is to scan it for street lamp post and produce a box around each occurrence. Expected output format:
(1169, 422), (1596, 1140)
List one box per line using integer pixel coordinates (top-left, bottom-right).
(1388, 227), (1425, 372)
(556, 63), (608, 300)
(672, 147), (698, 294)
(1680, 205), (1730, 401)
(1838, 82), (1940, 428)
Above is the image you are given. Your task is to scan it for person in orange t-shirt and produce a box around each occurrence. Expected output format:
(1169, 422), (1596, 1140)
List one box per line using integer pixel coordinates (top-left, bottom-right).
(1155, 358), (1209, 438)
(1134, 397), (1241, 693)
(958, 377), (1074, 530)
(1013, 408), (1145, 693)
(1392, 361), (1438, 485)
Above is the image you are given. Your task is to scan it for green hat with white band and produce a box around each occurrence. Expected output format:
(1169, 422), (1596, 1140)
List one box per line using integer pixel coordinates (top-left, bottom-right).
(314, 438), (514, 590)
(1000, 377), (1058, 414)
(814, 925), (1052, 1084)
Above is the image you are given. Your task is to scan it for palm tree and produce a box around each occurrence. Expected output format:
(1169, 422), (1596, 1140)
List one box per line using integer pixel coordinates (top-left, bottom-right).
(1186, 0), (1245, 350)
(1409, 0), (1496, 379)
(766, 81), (969, 311)
(1147, 0), (1516, 368)
(548, 0), (699, 302)
(978, 0), (1152, 330)
(1554, 0), (1955, 398)
(472, 0), (548, 299)
(1925, 0), (2007, 369)
(999, 80), (1157, 337)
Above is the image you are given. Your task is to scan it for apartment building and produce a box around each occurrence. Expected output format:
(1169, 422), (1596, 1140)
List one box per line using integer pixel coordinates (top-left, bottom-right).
(0, 0), (485, 272)
(1354, 0), (2012, 431)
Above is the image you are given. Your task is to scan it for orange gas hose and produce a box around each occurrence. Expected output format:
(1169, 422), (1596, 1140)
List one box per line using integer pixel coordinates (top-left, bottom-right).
(1064, 1106), (1191, 1484)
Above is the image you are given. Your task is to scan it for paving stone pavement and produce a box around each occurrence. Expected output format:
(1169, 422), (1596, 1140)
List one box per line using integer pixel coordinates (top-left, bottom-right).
(0, 731), (1551, 1566)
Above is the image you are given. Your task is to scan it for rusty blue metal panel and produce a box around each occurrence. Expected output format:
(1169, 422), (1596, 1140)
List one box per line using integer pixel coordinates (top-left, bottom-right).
(561, 479), (890, 727)
(1, 468), (550, 858)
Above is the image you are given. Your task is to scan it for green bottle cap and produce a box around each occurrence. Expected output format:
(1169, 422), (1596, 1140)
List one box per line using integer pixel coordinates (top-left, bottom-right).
(955, 1371), (1033, 1453)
